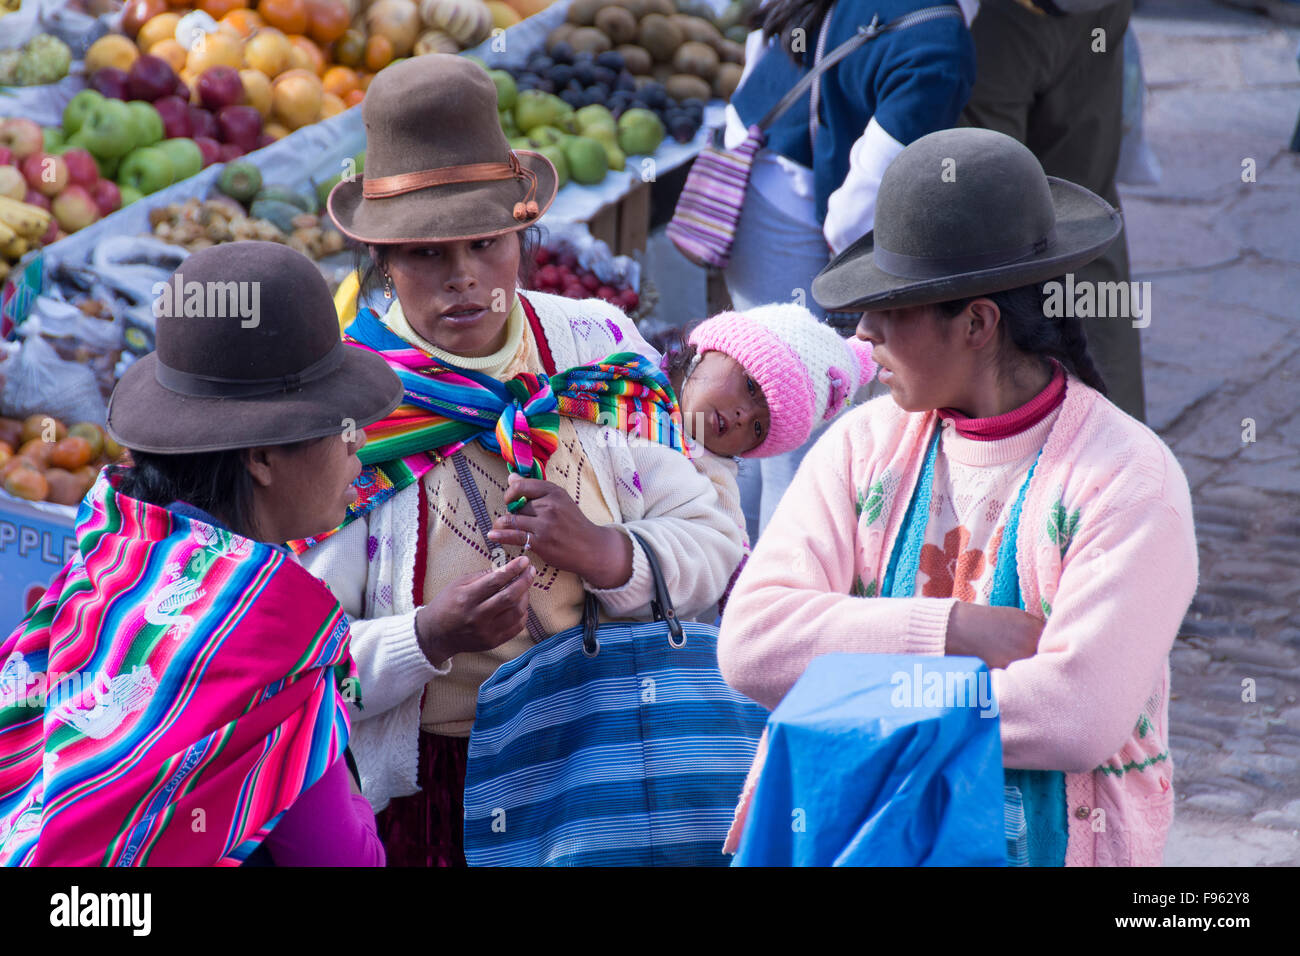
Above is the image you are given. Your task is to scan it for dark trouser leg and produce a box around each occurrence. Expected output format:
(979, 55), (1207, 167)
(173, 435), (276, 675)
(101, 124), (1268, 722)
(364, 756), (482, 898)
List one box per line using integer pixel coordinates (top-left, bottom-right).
(963, 0), (1146, 422)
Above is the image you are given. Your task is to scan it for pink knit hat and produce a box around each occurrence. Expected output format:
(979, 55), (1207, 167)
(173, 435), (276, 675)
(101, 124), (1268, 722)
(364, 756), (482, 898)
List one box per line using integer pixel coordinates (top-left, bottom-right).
(688, 303), (877, 458)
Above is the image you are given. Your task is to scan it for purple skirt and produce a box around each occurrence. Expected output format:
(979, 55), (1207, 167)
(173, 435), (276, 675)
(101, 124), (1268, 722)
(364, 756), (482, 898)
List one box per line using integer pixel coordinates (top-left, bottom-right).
(376, 732), (469, 868)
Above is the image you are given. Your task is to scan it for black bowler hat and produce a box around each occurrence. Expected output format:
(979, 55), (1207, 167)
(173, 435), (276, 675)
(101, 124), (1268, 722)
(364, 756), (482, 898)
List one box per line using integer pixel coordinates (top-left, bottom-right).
(106, 241), (403, 454)
(812, 128), (1123, 312)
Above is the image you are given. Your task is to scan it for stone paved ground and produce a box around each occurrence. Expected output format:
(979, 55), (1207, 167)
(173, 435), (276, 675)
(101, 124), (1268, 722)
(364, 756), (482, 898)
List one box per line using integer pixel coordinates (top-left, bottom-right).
(1124, 0), (1300, 865)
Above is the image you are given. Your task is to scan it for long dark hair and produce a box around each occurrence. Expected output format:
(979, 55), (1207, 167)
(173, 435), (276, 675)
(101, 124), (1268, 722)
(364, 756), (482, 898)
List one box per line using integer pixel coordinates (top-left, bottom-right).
(933, 281), (1109, 395)
(647, 325), (699, 398)
(352, 225), (544, 304)
(751, 0), (834, 65)
(110, 439), (320, 541)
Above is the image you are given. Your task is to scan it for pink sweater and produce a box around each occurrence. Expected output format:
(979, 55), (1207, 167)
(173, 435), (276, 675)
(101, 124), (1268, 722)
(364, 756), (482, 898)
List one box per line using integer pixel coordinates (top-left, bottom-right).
(718, 378), (1198, 866)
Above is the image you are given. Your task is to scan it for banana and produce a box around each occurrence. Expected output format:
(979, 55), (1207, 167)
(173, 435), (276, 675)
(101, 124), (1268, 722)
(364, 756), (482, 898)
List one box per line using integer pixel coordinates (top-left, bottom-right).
(0, 234), (28, 261)
(0, 196), (51, 241)
(0, 218), (17, 246)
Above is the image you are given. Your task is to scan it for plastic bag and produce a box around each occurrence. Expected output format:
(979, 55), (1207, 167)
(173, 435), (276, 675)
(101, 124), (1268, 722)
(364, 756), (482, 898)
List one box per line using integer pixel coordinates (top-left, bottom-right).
(0, 332), (107, 425)
(731, 654), (1007, 866)
(1117, 30), (1162, 187)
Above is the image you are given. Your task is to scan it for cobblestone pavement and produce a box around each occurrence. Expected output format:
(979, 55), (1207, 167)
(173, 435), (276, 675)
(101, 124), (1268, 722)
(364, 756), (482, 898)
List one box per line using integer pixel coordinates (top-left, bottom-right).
(1124, 0), (1300, 865)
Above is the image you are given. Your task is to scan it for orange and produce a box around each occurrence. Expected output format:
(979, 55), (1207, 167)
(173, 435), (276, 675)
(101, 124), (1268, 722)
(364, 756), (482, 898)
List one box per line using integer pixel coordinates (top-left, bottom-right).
(148, 38), (189, 73)
(258, 0), (309, 36)
(332, 28), (364, 68)
(198, 0), (248, 19)
(321, 64), (358, 96)
(306, 0), (349, 44)
(86, 34), (140, 73)
(320, 91), (346, 118)
(220, 8), (264, 37)
(271, 67), (323, 129)
(136, 11), (181, 52)
(239, 68), (274, 116)
(287, 34), (327, 75)
(344, 88), (364, 107)
(363, 34), (393, 72)
(242, 26), (293, 77)
(186, 31), (244, 72)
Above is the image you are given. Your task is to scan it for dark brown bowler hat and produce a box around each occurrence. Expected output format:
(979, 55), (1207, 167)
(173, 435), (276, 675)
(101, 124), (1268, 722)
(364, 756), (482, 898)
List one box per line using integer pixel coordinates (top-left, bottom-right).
(106, 241), (403, 454)
(812, 128), (1123, 312)
(328, 54), (559, 244)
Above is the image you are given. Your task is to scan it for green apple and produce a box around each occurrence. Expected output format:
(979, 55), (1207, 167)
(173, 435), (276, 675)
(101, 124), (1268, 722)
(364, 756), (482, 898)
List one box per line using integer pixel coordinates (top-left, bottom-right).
(156, 138), (202, 183)
(527, 125), (567, 148)
(117, 146), (175, 195)
(119, 184), (144, 206)
(43, 127), (65, 153)
(536, 143), (569, 190)
(79, 99), (136, 160)
(62, 89), (104, 138)
(575, 105), (616, 136)
(125, 101), (164, 150)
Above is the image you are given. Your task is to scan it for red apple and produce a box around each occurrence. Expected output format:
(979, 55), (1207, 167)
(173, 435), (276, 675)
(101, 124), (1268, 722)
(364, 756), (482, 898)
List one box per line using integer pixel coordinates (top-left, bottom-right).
(580, 272), (600, 292)
(152, 96), (192, 140)
(120, 0), (166, 38)
(534, 247), (551, 267)
(617, 288), (639, 311)
(0, 147), (12, 166)
(22, 189), (51, 212)
(596, 285), (618, 302)
(89, 67), (131, 101)
(197, 67), (244, 112)
(0, 118), (45, 160)
(217, 142), (245, 163)
(216, 106), (262, 152)
(91, 179), (122, 216)
(21, 152), (69, 198)
(39, 219), (59, 245)
(559, 251), (579, 271)
(127, 55), (179, 103)
(174, 80), (191, 104)
(52, 185), (100, 232)
(61, 148), (99, 189)
(562, 283), (585, 299)
(255, 133), (275, 149)
(536, 264), (560, 288)
(188, 106), (219, 141)
(194, 136), (222, 168)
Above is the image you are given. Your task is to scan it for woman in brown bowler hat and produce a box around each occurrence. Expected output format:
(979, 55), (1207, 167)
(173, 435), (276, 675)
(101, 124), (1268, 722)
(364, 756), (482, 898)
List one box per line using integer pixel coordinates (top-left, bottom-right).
(300, 54), (743, 866)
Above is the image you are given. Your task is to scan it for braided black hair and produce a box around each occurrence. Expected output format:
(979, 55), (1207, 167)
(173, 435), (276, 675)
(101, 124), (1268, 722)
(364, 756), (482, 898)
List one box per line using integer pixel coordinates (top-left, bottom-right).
(933, 280), (1109, 396)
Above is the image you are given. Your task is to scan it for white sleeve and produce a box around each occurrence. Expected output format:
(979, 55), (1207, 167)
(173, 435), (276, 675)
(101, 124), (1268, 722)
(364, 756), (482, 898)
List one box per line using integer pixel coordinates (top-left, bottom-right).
(299, 513), (449, 722)
(823, 117), (907, 256)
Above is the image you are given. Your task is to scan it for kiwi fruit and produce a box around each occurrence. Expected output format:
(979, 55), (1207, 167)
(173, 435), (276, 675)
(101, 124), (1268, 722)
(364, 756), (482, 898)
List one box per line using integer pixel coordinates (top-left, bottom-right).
(566, 0), (604, 26)
(547, 23), (578, 51)
(672, 40), (718, 81)
(715, 38), (745, 65)
(638, 13), (684, 63)
(616, 44), (653, 76)
(616, 0), (651, 18)
(665, 73), (711, 102)
(641, 0), (674, 16)
(594, 6), (638, 46)
(670, 14), (723, 47)
(569, 26), (613, 55)
(713, 61), (742, 99)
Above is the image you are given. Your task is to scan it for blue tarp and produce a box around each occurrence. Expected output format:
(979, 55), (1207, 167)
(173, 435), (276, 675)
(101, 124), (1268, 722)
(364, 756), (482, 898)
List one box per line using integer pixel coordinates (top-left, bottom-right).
(733, 654), (1006, 867)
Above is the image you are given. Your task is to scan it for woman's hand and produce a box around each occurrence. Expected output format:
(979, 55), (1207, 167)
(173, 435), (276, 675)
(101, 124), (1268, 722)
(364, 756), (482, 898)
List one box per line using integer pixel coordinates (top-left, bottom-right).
(487, 472), (634, 590)
(415, 556), (534, 667)
(945, 602), (1045, 671)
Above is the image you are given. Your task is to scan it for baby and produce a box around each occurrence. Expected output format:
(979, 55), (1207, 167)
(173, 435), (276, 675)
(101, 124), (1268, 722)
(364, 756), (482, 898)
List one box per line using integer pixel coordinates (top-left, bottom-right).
(656, 303), (877, 605)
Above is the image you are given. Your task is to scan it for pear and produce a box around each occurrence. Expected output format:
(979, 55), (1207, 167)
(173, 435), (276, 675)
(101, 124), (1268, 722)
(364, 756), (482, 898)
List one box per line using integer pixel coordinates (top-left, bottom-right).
(562, 135), (609, 186)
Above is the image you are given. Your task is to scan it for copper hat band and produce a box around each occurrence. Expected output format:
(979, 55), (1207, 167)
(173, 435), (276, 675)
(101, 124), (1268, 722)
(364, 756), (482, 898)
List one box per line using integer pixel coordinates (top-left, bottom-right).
(362, 154), (540, 221)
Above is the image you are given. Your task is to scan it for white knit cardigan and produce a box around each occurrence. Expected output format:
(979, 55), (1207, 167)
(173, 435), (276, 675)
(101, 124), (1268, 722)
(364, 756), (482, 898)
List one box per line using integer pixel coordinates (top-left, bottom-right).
(302, 291), (746, 811)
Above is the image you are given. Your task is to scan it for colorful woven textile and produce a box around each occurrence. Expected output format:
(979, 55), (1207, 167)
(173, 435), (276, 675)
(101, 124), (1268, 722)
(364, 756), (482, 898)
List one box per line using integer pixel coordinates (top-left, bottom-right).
(0, 471), (354, 866)
(291, 295), (688, 553)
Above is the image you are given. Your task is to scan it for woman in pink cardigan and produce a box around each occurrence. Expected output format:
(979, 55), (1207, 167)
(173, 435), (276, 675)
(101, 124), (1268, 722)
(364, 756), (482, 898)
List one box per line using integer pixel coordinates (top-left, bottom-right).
(718, 128), (1198, 866)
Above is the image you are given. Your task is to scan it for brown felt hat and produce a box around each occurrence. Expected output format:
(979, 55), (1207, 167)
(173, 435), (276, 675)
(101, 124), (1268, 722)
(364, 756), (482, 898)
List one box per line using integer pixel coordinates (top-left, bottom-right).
(328, 54), (558, 244)
(106, 241), (404, 454)
(812, 128), (1123, 312)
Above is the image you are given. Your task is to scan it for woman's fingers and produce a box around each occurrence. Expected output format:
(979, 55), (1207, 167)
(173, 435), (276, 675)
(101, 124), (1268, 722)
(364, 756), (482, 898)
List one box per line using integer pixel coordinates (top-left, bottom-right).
(461, 556), (532, 605)
(476, 559), (534, 618)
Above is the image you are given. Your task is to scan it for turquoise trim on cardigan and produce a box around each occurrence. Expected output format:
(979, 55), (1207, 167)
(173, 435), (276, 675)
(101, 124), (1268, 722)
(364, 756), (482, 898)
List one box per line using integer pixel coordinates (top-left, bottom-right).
(883, 425), (1065, 866)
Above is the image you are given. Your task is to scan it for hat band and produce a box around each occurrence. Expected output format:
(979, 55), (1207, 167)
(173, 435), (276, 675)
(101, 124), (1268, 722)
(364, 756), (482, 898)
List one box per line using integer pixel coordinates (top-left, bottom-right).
(363, 155), (540, 221)
(154, 341), (346, 399)
(873, 228), (1058, 280)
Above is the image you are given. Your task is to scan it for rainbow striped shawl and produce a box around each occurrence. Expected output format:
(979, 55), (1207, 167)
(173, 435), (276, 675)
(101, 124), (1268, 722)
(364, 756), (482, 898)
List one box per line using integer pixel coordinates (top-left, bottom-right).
(290, 298), (688, 553)
(0, 471), (354, 866)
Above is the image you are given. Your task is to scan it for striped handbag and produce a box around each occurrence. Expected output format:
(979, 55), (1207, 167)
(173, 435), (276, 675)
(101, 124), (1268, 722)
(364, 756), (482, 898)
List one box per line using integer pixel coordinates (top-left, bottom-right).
(667, 6), (966, 270)
(463, 531), (769, 866)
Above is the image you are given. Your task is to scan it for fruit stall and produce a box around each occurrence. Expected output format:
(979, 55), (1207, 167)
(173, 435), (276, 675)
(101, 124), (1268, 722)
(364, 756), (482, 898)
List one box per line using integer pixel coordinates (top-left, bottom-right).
(0, 0), (753, 627)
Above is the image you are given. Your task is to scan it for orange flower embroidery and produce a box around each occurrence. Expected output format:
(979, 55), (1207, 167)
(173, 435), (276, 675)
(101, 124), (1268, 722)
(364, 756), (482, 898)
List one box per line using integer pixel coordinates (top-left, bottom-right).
(919, 526), (986, 601)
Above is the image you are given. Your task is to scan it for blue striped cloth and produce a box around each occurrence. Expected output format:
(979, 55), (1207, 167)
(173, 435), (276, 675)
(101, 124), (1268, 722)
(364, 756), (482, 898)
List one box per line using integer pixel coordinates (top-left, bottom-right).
(464, 618), (769, 867)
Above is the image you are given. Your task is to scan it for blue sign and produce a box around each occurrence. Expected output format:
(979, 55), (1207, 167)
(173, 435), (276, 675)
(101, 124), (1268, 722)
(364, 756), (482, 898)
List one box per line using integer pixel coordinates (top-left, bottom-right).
(0, 494), (77, 635)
